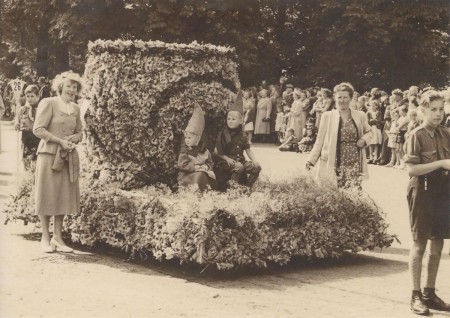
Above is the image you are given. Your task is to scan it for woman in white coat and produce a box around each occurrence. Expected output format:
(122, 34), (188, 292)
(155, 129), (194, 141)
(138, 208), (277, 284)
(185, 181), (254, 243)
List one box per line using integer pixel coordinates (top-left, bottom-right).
(306, 82), (372, 188)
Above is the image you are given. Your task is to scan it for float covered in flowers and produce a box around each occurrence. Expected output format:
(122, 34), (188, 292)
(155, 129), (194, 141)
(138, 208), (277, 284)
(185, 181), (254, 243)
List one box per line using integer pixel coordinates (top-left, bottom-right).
(4, 39), (396, 270)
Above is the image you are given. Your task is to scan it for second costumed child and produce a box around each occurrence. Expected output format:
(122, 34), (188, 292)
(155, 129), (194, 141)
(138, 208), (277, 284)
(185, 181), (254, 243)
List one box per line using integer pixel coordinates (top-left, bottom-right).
(214, 91), (261, 191)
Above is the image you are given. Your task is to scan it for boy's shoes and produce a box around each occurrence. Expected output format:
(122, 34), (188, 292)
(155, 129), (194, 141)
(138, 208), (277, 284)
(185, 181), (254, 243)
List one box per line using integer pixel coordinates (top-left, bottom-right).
(411, 291), (430, 316)
(422, 288), (450, 312)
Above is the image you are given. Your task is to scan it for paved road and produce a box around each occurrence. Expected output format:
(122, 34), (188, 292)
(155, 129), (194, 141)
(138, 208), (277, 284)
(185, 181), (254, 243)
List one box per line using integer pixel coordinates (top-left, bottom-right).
(1, 122), (449, 318)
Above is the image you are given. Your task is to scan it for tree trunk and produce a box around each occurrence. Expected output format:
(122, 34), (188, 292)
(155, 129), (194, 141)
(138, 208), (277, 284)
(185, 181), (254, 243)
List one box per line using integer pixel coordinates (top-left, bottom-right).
(35, 25), (49, 77)
(53, 42), (69, 76)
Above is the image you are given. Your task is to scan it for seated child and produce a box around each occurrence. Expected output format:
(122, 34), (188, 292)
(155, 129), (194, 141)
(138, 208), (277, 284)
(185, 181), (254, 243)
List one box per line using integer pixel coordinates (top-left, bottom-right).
(278, 128), (298, 152)
(214, 92), (261, 191)
(177, 105), (216, 192)
(298, 125), (317, 153)
(14, 84), (41, 170)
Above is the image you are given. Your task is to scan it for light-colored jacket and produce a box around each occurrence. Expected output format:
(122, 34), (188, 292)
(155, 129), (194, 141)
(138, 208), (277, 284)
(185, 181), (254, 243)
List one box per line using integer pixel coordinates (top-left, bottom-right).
(307, 109), (373, 181)
(33, 97), (83, 154)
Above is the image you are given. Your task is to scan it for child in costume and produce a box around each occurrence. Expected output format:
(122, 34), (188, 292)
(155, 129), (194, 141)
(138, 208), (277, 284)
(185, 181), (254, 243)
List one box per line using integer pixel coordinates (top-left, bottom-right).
(214, 91), (261, 191)
(177, 105), (216, 192)
(14, 84), (41, 170)
(404, 90), (450, 316)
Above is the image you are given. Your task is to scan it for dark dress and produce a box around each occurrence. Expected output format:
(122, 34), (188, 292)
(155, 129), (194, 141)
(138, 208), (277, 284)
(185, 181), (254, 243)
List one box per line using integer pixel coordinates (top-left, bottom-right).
(404, 124), (450, 240)
(336, 118), (362, 188)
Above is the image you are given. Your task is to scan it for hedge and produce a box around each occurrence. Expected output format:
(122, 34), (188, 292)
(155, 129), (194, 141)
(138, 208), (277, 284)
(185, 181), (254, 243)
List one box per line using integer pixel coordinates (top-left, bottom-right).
(83, 39), (240, 189)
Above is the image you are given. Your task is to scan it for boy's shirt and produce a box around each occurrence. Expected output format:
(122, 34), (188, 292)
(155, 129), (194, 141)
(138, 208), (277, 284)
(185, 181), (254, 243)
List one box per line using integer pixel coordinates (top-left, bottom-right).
(215, 126), (249, 163)
(15, 103), (36, 131)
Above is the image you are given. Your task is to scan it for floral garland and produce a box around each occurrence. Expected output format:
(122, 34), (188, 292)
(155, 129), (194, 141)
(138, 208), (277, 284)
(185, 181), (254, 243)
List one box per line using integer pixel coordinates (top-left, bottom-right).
(62, 176), (395, 270)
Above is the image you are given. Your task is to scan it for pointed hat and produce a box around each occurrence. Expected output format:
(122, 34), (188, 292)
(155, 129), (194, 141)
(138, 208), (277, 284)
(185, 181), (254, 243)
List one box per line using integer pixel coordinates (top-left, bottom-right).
(229, 90), (243, 114)
(185, 104), (205, 136)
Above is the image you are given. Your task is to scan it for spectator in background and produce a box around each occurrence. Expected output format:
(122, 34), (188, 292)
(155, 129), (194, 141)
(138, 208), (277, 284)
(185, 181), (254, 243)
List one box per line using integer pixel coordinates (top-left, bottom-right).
(279, 69), (289, 93)
(282, 84), (294, 107)
(278, 128), (298, 152)
(289, 89), (307, 140)
(366, 100), (383, 164)
(313, 88), (333, 129)
(15, 85), (41, 170)
(254, 89), (272, 142)
(242, 90), (255, 144)
(350, 91), (360, 109)
(269, 84), (281, 143)
(357, 95), (368, 112)
(38, 77), (51, 100)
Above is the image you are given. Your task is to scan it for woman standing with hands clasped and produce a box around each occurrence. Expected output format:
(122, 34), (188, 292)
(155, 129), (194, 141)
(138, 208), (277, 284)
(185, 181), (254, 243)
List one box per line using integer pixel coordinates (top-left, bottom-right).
(404, 90), (450, 316)
(33, 71), (84, 253)
(306, 82), (372, 189)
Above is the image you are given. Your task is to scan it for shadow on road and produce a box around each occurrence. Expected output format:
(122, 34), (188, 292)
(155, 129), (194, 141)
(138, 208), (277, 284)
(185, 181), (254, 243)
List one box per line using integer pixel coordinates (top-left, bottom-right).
(16, 231), (411, 292)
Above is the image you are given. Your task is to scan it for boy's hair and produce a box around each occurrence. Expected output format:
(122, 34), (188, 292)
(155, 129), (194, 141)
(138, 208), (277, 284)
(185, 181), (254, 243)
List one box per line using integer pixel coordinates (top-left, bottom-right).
(420, 90), (444, 109)
(24, 84), (39, 96)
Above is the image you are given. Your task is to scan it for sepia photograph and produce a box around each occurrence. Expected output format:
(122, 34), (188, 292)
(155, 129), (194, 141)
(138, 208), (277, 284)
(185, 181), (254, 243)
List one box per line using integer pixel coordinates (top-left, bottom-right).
(0, 1), (449, 317)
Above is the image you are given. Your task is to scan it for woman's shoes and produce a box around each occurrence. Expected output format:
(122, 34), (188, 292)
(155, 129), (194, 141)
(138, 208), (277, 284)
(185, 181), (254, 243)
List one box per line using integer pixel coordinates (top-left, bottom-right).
(41, 240), (55, 253)
(50, 237), (73, 253)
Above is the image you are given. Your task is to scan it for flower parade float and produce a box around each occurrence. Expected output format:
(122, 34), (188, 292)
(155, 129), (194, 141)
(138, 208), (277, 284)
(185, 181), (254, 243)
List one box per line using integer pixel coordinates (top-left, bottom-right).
(4, 39), (396, 270)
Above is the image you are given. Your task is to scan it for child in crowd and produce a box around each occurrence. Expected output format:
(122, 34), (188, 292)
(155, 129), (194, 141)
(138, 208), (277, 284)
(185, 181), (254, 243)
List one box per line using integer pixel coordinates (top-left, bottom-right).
(242, 90), (255, 144)
(385, 109), (399, 167)
(278, 128), (298, 152)
(14, 84), (41, 170)
(274, 103), (284, 144)
(177, 105), (216, 192)
(357, 95), (368, 112)
(214, 92), (261, 191)
(366, 100), (383, 164)
(404, 90), (450, 316)
(395, 105), (409, 169)
(298, 124), (317, 153)
(405, 109), (419, 140)
(280, 104), (291, 139)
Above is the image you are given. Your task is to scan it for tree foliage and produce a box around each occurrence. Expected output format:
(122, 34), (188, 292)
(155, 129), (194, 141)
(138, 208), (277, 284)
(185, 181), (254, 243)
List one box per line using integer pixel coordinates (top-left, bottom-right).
(0, 0), (448, 90)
